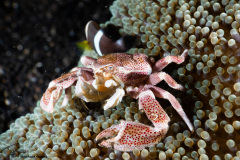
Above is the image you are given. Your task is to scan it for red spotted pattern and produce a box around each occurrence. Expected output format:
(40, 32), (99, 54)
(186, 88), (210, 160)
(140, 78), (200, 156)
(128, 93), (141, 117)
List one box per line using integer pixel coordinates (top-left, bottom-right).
(40, 50), (192, 151)
(40, 68), (94, 112)
(139, 93), (170, 128)
(96, 90), (170, 151)
(97, 53), (152, 84)
(96, 120), (168, 151)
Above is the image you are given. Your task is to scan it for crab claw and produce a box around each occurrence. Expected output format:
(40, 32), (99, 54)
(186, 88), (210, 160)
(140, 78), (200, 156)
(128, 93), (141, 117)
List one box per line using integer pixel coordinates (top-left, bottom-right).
(40, 75), (77, 113)
(96, 120), (168, 151)
(40, 67), (94, 112)
(40, 85), (63, 113)
(96, 90), (170, 151)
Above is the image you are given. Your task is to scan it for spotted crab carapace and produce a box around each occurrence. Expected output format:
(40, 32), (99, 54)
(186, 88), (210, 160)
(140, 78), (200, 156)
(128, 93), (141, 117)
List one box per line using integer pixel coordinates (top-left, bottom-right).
(40, 49), (193, 151)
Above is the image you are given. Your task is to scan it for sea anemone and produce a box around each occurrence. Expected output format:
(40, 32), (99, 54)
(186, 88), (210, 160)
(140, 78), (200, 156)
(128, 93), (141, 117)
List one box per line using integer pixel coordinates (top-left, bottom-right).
(1, 0), (240, 159)
(100, 0), (240, 158)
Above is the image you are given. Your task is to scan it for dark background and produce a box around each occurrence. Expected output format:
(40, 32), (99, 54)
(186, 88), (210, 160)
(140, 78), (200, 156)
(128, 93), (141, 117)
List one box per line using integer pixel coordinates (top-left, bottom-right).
(0, 0), (113, 133)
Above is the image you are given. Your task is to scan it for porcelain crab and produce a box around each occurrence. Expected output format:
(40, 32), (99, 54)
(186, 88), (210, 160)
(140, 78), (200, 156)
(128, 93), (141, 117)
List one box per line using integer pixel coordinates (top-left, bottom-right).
(40, 49), (193, 151)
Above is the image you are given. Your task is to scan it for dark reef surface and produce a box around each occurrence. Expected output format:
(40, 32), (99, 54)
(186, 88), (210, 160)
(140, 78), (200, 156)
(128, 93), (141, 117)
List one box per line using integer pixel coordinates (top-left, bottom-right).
(0, 0), (112, 134)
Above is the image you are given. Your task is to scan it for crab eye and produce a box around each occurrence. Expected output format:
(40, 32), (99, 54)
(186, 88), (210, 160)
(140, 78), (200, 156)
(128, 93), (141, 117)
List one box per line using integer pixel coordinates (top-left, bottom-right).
(108, 66), (113, 70)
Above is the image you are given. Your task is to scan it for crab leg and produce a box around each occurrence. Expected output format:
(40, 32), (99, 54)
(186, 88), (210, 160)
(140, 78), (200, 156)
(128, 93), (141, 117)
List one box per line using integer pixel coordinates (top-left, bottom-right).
(96, 90), (169, 151)
(148, 85), (194, 132)
(148, 72), (184, 90)
(153, 49), (188, 72)
(40, 67), (94, 112)
(126, 85), (194, 132)
(103, 88), (125, 110)
(138, 90), (170, 128)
